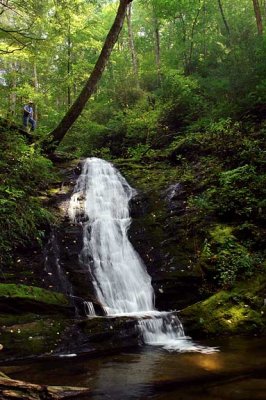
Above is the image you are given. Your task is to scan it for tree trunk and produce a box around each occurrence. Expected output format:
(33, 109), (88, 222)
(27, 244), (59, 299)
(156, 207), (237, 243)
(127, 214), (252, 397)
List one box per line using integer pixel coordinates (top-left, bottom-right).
(49, 0), (133, 147)
(185, 3), (202, 75)
(253, 0), (263, 34)
(8, 62), (17, 118)
(179, 13), (188, 72)
(33, 62), (38, 122)
(67, 19), (72, 108)
(126, 3), (139, 87)
(203, 0), (207, 59)
(217, 0), (230, 35)
(0, 373), (91, 399)
(152, 6), (162, 86)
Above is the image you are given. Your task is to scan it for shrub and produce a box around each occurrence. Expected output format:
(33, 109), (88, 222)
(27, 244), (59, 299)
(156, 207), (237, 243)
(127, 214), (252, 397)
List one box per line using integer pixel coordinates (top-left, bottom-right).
(0, 127), (54, 266)
(201, 225), (256, 288)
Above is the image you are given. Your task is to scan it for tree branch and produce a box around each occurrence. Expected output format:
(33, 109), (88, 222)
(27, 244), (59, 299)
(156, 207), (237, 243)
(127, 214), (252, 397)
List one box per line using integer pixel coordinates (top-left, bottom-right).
(0, 1), (25, 18)
(0, 27), (46, 41)
(217, 0), (230, 35)
(0, 45), (26, 54)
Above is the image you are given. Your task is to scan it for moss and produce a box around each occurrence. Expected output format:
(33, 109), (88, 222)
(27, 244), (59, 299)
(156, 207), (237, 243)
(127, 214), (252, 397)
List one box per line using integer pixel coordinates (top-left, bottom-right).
(180, 273), (266, 336)
(210, 225), (234, 244)
(0, 283), (69, 306)
(47, 187), (61, 195)
(0, 313), (40, 326)
(0, 371), (9, 379)
(115, 160), (180, 192)
(0, 313), (68, 357)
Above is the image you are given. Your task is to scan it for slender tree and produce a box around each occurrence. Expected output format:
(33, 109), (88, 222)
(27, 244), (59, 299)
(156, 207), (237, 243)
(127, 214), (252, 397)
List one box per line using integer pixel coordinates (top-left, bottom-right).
(152, 4), (162, 85)
(33, 62), (38, 122)
(252, 0), (263, 34)
(217, 0), (230, 35)
(126, 3), (139, 87)
(186, 1), (203, 75)
(49, 0), (133, 147)
(67, 18), (72, 108)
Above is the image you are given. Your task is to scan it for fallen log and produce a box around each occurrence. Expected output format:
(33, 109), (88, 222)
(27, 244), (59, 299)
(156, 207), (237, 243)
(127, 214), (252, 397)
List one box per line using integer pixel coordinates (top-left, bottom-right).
(0, 373), (91, 399)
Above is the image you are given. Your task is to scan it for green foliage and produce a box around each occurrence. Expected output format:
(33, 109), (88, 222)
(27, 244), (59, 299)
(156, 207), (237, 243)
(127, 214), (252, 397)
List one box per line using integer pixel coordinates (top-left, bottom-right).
(0, 283), (68, 306)
(201, 225), (256, 288)
(216, 165), (257, 217)
(127, 144), (150, 161)
(60, 119), (109, 157)
(0, 127), (54, 266)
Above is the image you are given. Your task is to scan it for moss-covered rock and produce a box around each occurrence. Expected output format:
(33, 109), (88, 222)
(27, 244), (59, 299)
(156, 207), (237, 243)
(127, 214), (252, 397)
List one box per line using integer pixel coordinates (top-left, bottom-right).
(0, 284), (68, 305)
(179, 273), (266, 337)
(0, 284), (72, 314)
(0, 314), (68, 359)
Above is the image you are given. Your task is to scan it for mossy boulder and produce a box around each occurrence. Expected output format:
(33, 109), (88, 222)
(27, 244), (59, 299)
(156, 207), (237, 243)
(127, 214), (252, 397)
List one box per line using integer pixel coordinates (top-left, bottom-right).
(0, 284), (72, 314)
(0, 313), (140, 362)
(0, 313), (68, 360)
(179, 273), (266, 337)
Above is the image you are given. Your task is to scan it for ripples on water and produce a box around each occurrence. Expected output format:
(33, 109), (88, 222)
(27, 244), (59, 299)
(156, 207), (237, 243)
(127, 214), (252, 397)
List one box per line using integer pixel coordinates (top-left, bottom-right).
(3, 337), (266, 400)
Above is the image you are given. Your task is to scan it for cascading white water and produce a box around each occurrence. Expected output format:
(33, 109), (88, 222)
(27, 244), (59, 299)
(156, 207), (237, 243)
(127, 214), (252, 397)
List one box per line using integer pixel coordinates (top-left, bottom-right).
(69, 158), (217, 353)
(69, 158), (153, 315)
(84, 301), (96, 317)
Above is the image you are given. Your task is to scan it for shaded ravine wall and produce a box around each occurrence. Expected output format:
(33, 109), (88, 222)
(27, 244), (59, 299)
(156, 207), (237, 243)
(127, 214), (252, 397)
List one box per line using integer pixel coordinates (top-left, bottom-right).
(44, 159), (203, 313)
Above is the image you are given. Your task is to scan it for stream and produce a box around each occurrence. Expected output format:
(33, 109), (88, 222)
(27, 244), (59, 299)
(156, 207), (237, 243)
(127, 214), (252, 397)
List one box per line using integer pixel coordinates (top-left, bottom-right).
(2, 158), (265, 398)
(2, 336), (266, 399)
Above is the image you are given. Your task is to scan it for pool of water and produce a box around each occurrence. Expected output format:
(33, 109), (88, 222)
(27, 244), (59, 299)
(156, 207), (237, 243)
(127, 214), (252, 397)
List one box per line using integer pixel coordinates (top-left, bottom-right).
(2, 337), (266, 400)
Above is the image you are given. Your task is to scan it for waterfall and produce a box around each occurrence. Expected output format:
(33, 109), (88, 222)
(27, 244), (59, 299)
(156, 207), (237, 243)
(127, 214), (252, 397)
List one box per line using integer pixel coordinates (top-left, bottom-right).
(84, 301), (96, 317)
(69, 158), (217, 353)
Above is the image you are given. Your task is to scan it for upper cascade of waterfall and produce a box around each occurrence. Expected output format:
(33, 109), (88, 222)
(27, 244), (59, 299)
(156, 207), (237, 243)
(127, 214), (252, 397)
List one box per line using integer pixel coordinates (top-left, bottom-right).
(69, 157), (154, 314)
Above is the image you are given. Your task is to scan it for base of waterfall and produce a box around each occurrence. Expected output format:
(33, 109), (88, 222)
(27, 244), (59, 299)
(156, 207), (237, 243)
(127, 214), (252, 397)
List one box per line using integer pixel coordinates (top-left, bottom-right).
(85, 309), (218, 354)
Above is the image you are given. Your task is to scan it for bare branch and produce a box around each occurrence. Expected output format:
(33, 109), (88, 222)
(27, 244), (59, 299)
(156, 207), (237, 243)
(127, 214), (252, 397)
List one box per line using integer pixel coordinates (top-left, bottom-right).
(0, 1), (24, 18)
(0, 27), (46, 42)
(0, 44), (26, 54)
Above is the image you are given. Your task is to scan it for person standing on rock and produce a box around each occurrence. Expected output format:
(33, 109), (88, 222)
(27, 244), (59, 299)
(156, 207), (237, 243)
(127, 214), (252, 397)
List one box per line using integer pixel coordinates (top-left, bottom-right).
(23, 100), (36, 131)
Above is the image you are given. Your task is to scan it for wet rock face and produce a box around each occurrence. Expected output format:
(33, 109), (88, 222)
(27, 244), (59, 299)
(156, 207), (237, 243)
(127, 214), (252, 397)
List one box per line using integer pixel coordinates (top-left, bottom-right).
(164, 183), (187, 214)
(43, 160), (104, 315)
(45, 224), (91, 298)
(127, 181), (203, 311)
(55, 317), (140, 357)
(0, 313), (140, 363)
(44, 222), (107, 316)
(130, 193), (150, 218)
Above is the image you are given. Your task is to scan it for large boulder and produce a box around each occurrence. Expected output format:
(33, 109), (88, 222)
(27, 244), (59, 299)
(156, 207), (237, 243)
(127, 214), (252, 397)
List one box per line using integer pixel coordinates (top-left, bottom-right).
(179, 273), (266, 337)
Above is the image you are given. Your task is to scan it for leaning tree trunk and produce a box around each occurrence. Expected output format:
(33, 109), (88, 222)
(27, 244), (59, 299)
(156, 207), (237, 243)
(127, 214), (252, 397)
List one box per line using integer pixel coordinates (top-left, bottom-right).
(252, 0), (263, 35)
(49, 0), (133, 148)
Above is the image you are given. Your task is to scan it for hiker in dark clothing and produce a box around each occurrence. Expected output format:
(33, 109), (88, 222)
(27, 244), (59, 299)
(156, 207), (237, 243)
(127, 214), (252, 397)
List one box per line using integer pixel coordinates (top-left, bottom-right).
(23, 100), (36, 131)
